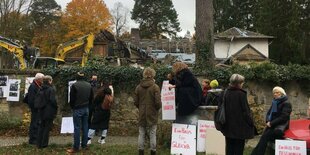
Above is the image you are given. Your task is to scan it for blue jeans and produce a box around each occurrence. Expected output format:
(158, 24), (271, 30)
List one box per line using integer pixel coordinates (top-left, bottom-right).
(72, 107), (89, 150)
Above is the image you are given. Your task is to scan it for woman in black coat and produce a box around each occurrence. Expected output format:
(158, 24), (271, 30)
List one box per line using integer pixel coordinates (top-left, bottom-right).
(87, 87), (113, 145)
(221, 74), (255, 155)
(37, 75), (58, 148)
(170, 62), (202, 124)
(251, 86), (292, 155)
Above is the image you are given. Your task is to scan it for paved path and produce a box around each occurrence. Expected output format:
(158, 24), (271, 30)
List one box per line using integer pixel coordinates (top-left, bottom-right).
(0, 136), (137, 147)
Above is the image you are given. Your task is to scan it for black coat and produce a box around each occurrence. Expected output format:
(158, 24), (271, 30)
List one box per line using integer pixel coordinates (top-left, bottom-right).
(27, 80), (41, 109)
(220, 86), (255, 139)
(175, 69), (202, 116)
(39, 84), (58, 120)
(69, 80), (93, 109)
(266, 97), (292, 129)
(90, 90), (111, 130)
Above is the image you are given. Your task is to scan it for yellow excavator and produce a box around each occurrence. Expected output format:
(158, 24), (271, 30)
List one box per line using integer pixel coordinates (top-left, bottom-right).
(55, 33), (95, 67)
(0, 36), (39, 70)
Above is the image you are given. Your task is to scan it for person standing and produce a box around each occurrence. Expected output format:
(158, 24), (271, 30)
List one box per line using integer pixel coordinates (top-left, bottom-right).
(204, 79), (223, 106)
(67, 72), (93, 153)
(134, 67), (161, 155)
(251, 86), (292, 155)
(37, 75), (58, 148)
(87, 86), (113, 145)
(27, 72), (44, 145)
(220, 74), (256, 155)
(169, 62), (202, 125)
(88, 75), (99, 126)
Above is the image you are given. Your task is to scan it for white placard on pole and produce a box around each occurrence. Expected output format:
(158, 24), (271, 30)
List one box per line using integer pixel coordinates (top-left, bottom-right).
(275, 140), (307, 155)
(161, 80), (176, 120)
(7, 79), (21, 102)
(68, 80), (76, 103)
(171, 123), (196, 155)
(197, 120), (216, 152)
(60, 117), (74, 133)
(25, 77), (35, 94)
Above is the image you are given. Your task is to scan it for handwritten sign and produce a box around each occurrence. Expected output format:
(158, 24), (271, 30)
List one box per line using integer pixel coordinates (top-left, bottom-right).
(171, 123), (196, 155)
(197, 120), (216, 152)
(60, 117), (74, 133)
(275, 140), (307, 155)
(24, 77), (35, 94)
(161, 80), (176, 120)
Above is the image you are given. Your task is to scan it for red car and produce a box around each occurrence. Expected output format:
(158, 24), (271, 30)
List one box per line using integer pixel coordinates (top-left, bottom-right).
(284, 119), (310, 149)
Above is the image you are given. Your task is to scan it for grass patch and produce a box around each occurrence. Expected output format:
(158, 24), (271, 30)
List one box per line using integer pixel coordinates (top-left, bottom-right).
(0, 143), (253, 155)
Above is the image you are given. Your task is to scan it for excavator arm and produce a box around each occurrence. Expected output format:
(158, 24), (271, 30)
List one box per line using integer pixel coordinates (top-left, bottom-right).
(55, 33), (94, 66)
(0, 37), (27, 70)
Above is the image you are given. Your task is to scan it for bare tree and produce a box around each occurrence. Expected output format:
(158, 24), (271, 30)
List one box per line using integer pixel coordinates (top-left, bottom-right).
(0, 0), (33, 36)
(111, 2), (129, 37)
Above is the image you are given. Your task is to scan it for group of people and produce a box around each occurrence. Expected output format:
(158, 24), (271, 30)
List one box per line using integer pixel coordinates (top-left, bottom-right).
(26, 61), (292, 155)
(26, 73), (58, 148)
(166, 62), (292, 155)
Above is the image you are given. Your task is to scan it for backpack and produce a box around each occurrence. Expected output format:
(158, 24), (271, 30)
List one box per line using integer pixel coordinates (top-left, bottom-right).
(34, 89), (47, 109)
(214, 89), (227, 131)
(101, 95), (113, 110)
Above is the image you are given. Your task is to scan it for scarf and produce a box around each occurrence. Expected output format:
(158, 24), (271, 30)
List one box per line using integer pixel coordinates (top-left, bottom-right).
(267, 96), (287, 121)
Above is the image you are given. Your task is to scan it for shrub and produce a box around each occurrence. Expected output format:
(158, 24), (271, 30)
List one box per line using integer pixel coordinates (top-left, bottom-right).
(0, 112), (22, 130)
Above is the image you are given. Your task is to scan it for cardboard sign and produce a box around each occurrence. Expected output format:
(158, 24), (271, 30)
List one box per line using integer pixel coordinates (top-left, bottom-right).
(197, 120), (216, 152)
(161, 80), (176, 120)
(171, 123), (196, 155)
(60, 117), (74, 133)
(7, 79), (21, 102)
(275, 140), (307, 155)
(205, 128), (225, 155)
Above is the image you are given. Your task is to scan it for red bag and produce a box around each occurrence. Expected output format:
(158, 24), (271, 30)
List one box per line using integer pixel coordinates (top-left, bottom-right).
(101, 95), (113, 110)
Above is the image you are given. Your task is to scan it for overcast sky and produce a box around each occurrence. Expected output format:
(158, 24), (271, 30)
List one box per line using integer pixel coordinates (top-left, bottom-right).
(55, 0), (195, 37)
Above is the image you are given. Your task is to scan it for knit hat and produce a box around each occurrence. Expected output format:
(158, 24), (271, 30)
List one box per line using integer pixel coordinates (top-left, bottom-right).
(273, 86), (286, 96)
(210, 80), (219, 88)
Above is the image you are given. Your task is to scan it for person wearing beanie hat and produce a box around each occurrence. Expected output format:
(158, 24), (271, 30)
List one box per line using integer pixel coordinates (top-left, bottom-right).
(134, 67), (161, 155)
(252, 86), (292, 155)
(203, 79), (223, 106)
(26, 72), (44, 145)
(210, 79), (219, 89)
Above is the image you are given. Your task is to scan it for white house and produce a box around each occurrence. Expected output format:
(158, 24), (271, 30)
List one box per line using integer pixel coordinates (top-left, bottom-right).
(214, 27), (273, 64)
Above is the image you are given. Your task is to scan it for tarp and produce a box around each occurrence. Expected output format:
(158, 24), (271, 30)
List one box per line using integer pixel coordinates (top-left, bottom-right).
(284, 119), (310, 148)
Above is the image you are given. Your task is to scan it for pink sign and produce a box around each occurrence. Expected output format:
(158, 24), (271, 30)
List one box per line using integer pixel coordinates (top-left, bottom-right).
(197, 120), (216, 152)
(161, 80), (176, 120)
(171, 123), (196, 155)
(275, 140), (307, 155)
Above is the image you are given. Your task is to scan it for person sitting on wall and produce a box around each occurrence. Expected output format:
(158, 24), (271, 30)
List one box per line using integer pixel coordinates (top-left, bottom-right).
(204, 79), (223, 106)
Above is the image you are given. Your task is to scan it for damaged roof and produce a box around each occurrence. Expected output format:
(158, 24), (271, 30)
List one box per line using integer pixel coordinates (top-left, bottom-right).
(215, 27), (274, 39)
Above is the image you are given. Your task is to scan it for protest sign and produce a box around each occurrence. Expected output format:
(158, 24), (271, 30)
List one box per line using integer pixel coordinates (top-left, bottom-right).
(60, 117), (74, 133)
(171, 123), (196, 155)
(275, 140), (306, 155)
(197, 120), (216, 152)
(161, 80), (176, 120)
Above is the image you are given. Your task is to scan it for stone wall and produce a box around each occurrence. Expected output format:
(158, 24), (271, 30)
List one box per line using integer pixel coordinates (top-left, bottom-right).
(1, 71), (309, 136)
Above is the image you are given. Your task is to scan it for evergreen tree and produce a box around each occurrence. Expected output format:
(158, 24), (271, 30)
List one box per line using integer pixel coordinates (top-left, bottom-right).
(131, 0), (181, 38)
(255, 0), (309, 64)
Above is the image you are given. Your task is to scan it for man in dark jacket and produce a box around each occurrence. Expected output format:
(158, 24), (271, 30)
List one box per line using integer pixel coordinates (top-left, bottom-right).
(27, 72), (44, 145)
(134, 67), (161, 155)
(67, 72), (93, 153)
(37, 75), (58, 148)
(88, 75), (99, 126)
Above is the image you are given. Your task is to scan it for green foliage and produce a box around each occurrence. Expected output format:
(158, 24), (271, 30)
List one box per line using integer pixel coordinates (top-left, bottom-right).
(30, 0), (61, 28)
(0, 112), (22, 130)
(131, 0), (181, 38)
